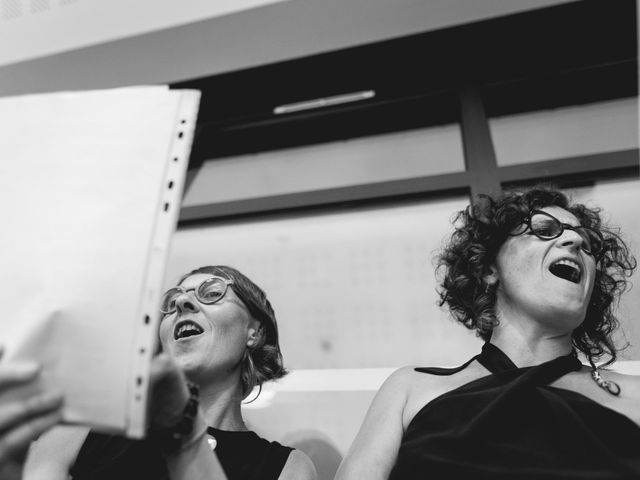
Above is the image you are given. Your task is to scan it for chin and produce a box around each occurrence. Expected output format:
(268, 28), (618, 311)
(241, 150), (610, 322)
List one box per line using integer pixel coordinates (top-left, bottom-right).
(545, 307), (586, 331)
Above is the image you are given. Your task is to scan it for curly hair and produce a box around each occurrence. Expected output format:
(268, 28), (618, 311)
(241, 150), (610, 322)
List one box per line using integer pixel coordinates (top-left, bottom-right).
(179, 265), (288, 398)
(436, 186), (636, 366)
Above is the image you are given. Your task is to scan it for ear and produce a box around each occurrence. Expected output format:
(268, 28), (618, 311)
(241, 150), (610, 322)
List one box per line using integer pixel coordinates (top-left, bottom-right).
(246, 321), (264, 348)
(483, 264), (499, 286)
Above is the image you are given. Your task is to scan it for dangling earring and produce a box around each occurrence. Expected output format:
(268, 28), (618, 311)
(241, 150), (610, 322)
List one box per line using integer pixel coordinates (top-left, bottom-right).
(590, 362), (621, 396)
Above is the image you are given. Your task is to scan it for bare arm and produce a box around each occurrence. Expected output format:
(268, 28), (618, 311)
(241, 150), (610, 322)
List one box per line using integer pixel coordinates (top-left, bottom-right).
(23, 425), (89, 480)
(334, 367), (413, 480)
(0, 361), (64, 480)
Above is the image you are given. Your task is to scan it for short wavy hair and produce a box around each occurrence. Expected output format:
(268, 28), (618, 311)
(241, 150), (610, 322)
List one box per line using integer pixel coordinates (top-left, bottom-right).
(436, 186), (636, 366)
(179, 265), (288, 398)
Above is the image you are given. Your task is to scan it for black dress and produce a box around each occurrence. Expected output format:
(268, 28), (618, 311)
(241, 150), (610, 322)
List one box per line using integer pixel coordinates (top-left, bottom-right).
(70, 426), (293, 480)
(389, 343), (640, 480)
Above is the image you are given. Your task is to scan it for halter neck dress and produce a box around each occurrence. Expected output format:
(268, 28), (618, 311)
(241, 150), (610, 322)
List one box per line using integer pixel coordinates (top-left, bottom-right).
(388, 343), (640, 479)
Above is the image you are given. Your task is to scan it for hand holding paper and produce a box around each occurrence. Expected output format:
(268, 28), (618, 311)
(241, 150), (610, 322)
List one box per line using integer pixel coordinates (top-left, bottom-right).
(0, 356), (64, 480)
(0, 86), (200, 438)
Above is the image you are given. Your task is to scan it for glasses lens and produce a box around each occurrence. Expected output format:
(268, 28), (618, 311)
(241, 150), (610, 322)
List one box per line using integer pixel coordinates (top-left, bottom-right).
(197, 278), (228, 304)
(577, 227), (604, 256)
(160, 288), (181, 314)
(529, 213), (562, 238)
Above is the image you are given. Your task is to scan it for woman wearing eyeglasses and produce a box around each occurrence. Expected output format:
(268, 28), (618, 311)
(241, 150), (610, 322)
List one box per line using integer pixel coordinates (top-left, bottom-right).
(26, 265), (316, 480)
(336, 186), (640, 480)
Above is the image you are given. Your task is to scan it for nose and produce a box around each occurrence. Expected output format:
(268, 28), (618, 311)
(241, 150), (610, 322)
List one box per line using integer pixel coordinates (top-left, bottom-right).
(557, 228), (586, 252)
(175, 291), (199, 314)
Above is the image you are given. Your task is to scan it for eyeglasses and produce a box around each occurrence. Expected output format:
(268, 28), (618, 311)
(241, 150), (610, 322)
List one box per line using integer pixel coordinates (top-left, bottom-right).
(160, 276), (234, 315)
(511, 209), (605, 259)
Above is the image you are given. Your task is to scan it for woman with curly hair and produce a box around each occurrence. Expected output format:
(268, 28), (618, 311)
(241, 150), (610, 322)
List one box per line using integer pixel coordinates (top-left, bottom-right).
(26, 266), (316, 480)
(337, 186), (640, 479)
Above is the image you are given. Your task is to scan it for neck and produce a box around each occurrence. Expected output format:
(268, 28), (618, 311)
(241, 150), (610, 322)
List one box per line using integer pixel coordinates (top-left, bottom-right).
(490, 309), (574, 368)
(190, 371), (247, 431)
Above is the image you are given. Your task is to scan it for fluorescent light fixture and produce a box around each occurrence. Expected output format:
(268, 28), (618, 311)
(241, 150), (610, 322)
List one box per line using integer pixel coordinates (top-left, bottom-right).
(273, 90), (375, 115)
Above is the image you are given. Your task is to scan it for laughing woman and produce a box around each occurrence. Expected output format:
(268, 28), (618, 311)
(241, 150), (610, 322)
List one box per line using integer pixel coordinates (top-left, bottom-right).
(26, 265), (316, 480)
(336, 187), (640, 479)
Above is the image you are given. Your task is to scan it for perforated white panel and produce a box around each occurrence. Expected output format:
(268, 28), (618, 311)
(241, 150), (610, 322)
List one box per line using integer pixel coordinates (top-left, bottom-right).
(2, 0), (22, 20)
(30, 0), (51, 14)
(2, 0), (77, 21)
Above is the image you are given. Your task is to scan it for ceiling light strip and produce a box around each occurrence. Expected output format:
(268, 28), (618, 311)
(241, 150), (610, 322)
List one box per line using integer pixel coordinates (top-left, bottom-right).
(273, 90), (375, 115)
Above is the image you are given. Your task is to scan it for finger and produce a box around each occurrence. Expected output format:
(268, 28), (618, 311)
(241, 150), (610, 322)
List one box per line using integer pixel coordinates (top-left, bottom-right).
(150, 354), (185, 387)
(0, 409), (62, 464)
(0, 363), (41, 390)
(149, 353), (172, 384)
(149, 355), (191, 430)
(0, 391), (63, 432)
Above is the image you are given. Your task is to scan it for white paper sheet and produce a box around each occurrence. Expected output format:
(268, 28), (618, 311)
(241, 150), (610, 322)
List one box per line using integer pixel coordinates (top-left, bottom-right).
(0, 86), (200, 438)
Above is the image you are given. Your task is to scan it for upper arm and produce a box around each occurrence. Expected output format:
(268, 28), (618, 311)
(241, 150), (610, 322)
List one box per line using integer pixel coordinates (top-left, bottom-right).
(278, 449), (317, 480)
(23, 425), (89, 480)
(334, 367), (413, 480)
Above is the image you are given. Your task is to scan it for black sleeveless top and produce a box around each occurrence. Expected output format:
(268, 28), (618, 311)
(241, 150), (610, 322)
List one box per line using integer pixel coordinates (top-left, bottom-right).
(389, 343), (640, 480)
(70, 426), (293, 480)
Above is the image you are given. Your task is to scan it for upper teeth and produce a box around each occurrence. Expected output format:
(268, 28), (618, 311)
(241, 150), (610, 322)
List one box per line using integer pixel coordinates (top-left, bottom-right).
(554, 258), (581, 273)
(175, 322), (203, 339)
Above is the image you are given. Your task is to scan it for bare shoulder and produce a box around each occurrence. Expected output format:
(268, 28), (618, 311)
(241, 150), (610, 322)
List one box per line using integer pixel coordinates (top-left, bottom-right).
(382, 365), (422, 385)
(402, 360), (490, 429)
(609, 371), (640, 396)
(24, 425), (90, 480)
(336, 362), (487, 480)
(555, 367), (640, 426)
(367, 366), (422, 411)
(601, 370), (640, 410)
(279, 449), (317, 480)
(334, 367), (421, 480)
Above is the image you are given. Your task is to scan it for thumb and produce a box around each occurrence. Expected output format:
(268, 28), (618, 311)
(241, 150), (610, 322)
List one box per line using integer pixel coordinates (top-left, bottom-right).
(150, 353), (181, 386)
(148, 354), (191, 430)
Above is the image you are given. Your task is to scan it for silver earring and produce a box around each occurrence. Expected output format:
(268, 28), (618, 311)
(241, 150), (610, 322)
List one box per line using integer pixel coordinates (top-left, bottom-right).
(591, 368), (621, 396)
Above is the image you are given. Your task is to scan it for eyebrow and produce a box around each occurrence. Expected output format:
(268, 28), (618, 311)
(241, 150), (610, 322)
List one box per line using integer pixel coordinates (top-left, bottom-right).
(537, 211), (581, 227)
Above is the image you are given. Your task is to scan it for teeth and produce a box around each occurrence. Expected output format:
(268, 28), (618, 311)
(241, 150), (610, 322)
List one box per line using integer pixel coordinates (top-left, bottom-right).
(174, 321), (204, 340)
(554, 259), (581, 273)
(549, 258), (582, 284)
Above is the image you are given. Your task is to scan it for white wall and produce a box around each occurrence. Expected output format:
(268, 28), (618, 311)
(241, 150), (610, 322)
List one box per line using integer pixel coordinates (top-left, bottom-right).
(184, 124), (465, 206)
(490, 98), (638, 165)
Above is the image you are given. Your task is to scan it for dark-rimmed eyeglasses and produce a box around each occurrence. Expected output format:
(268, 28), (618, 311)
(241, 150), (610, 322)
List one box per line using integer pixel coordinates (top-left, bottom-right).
(511, 209), (605, 259)
(160, 276), (234, 315)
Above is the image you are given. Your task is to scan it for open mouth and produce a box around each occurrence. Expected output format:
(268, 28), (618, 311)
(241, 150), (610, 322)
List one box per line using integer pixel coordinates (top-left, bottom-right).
(549, 259), (582, 284)
(174, 320), (204, 340)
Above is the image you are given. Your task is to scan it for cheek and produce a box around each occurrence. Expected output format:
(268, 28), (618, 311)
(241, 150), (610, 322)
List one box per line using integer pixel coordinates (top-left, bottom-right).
(158, 317), (173, 344)
(213, 320), (241, 343)
(498, 242), (539, 277)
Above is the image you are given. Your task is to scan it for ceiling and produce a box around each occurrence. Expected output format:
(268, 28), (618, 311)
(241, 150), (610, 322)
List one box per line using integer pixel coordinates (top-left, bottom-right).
(172, 0), (637, 161)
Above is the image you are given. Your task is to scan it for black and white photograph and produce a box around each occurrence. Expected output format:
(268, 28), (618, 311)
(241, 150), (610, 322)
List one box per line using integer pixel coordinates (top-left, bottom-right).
(0, 1), (638, 479)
